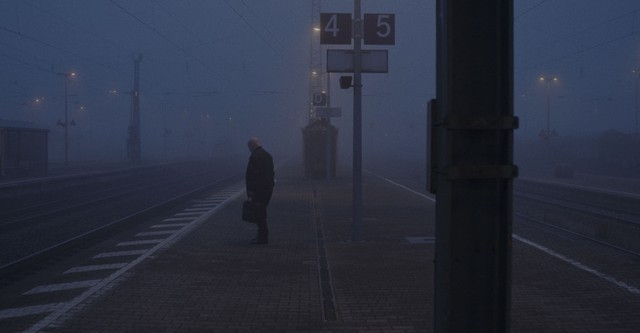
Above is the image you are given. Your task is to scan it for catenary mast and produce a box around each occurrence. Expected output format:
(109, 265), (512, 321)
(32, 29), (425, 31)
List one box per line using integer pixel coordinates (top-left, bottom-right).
(309, 0), (322, 122)
(128, 54), (142, 162)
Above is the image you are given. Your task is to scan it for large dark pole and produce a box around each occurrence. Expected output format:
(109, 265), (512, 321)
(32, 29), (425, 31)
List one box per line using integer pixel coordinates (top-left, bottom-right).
(352, 0), (363, 241)
(434, 0), (516, 331)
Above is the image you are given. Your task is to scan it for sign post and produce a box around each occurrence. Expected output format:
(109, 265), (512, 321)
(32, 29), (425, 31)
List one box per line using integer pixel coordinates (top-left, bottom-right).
(321, 2), (395, 242)
(352, 0), (363, 241)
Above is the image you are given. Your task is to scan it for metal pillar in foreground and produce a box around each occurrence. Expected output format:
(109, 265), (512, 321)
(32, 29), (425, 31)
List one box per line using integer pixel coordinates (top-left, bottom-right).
(432, 0), (516, 331)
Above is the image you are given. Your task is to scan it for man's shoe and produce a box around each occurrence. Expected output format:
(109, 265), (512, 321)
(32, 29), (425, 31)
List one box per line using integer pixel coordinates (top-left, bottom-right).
(250, 238), (268, 244)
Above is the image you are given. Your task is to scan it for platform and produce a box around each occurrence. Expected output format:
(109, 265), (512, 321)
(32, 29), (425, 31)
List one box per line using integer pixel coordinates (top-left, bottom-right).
(27, 160), (433, 332)
(6, 159), (640, 332)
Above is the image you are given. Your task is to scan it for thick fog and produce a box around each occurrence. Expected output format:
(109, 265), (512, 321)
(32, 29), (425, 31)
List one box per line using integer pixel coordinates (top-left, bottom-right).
(1, 1), (639, 177)
(0, 1), (315, 164)
(515, 0), (640, 177)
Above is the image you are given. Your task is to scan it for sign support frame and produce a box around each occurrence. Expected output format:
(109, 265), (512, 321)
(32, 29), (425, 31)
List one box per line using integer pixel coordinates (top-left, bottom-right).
(320, 3), (394, 243)
(352, 0), (363, 242)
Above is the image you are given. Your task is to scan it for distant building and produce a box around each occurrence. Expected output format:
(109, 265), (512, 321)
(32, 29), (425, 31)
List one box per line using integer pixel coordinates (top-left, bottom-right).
(0, 121), (49, 177)
(0, 119), (38, 129)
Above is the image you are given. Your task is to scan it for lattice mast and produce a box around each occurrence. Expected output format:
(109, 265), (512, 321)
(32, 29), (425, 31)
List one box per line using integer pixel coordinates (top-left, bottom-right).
(308, 0), (323, 122)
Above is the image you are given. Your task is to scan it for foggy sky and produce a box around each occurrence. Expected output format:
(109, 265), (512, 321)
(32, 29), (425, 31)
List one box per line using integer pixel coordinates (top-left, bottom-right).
(0, 1), (639, 164)
(515, 0), (640, 138)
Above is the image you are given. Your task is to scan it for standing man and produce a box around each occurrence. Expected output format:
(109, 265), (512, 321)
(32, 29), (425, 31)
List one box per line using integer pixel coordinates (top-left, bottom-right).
(245, 137), (274, 244)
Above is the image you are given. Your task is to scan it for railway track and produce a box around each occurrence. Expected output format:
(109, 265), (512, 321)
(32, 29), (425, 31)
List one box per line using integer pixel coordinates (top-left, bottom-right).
(514, 178), (640, 258)
(0, 159), (244, 285)
(365, 161), (640, 258)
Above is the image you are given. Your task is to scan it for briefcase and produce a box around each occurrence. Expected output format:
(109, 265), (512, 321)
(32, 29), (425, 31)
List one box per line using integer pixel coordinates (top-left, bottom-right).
(242, 200), (263, 223)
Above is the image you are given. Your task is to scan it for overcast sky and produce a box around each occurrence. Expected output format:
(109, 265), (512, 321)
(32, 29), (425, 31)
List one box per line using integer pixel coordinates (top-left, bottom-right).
(0, 1), (638, 163)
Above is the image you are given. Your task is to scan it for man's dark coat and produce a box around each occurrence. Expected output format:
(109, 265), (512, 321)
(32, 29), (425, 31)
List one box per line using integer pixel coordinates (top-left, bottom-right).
(245, 146), (274, 203)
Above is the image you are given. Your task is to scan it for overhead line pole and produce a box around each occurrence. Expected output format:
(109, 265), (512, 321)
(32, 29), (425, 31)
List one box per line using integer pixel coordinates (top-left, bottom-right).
(634, 69), (640, 137)
(64, 74), (69, 167)
(433, 0), (515, 331)
(310, 0), (322, 122)
(128, 54), (142, 163)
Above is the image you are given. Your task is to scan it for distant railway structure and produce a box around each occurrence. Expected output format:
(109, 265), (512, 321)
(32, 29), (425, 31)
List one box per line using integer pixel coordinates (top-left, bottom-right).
(0, 125), (49, 177)
(128, 54), (143, 163)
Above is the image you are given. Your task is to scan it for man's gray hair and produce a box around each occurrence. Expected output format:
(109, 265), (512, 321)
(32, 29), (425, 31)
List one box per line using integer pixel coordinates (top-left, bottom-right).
(248, 137), (261, 150)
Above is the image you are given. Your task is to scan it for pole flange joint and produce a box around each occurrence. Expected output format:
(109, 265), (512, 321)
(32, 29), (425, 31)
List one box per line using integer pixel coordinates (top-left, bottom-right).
(444, 116), (519, 130)
(444, 164), (519, 180)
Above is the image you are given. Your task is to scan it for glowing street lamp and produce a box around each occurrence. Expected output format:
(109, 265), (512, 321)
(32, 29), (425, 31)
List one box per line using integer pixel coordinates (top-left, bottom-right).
(539, 75), (558, 140)
(23, 97), (45, 125)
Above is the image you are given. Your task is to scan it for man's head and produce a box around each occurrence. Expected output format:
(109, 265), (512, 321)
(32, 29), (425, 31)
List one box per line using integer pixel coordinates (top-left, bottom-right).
(247, 137), (261, 152)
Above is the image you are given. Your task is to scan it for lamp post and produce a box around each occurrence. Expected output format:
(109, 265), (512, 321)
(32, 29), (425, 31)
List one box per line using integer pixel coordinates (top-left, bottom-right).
(57, 72), (76, 166)
(24, 97), (44, 125)
(633, 69), (640, 138)
(539, 75), (558, 139)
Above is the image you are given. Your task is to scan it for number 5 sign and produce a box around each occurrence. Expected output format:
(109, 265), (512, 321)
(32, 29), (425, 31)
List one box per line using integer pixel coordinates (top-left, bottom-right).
(364, 14), (395, 45)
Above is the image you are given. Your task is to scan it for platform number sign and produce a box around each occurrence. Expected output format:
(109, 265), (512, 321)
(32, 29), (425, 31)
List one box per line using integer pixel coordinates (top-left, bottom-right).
(320, 13), (352, 45)
(364, 14), (395, 45)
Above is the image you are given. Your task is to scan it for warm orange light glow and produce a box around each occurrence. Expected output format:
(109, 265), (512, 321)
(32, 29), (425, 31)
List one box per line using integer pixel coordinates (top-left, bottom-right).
(539, 75), (558, 82)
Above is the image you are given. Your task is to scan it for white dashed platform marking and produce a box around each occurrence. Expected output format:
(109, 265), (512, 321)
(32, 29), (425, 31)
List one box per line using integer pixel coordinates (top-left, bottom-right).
(136, 231), (175, 237)
(151, 223), (189, 229)
(0, 303), (67, 320)
(117, 239), (164, 246)
(64, 263), (129, 274)
(93, 250), (148, 258)
(24, 280), (101, 295)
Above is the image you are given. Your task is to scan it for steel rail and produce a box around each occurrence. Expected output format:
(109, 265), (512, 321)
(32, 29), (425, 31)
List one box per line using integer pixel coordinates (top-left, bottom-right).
(0, 170), (215, 230)
(0, 172), (241, 283)
(514, 211), (640, 259)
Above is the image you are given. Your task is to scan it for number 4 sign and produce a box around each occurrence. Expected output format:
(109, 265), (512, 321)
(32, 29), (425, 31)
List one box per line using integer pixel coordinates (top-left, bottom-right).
(320, 13), (352, 45)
